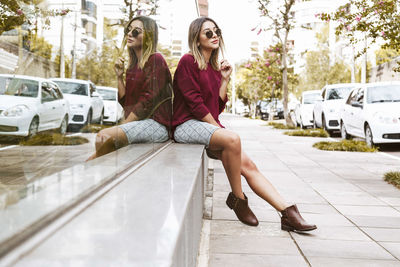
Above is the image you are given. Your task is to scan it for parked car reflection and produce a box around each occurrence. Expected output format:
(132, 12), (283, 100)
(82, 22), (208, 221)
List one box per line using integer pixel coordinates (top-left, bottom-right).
(340, 82), (400, 147)
(295, 90), (321, 128)
(51, 78), (104, 129)
(0, 75), (69, 137)
(96, 86), (124, 125)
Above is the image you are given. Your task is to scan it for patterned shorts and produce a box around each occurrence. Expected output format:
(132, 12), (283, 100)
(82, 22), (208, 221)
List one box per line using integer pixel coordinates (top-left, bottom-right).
(174, 119), (220, 148)
(119, 119), (169, 144)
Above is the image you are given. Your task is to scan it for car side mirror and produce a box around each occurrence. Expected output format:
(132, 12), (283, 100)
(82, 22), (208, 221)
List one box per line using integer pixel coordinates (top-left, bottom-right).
(91, 91), (100, 98)
(351, 101), (363, 108)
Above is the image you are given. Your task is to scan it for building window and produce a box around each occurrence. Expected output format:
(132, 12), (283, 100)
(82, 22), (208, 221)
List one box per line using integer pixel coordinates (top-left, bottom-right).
(82, 21), (97, 38)
(82, 0), (97, 19)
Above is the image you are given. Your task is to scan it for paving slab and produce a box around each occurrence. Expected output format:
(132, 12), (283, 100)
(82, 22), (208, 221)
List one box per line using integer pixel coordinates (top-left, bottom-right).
(205, 114), (400, 266)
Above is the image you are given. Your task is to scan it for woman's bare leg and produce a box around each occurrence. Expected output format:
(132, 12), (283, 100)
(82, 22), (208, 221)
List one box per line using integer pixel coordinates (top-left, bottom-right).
(208, 129), (245, 199)
(240, 151), (288, 211)
(207, 147), (288, 211)
(86, 126), (129, 161)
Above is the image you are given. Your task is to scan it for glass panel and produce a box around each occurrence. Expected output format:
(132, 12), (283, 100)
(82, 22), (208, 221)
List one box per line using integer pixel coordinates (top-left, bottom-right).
(326, 86), (355, 100)
(303, 93), (321, 104)
(367, 85), (400, 103)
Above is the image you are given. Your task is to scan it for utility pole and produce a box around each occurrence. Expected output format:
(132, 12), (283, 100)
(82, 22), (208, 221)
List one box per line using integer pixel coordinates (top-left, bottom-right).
(60, 4), (65, 78)
(71, 10), (78, 79)
(361, 35), (367, 83)
(351, 45), (355, 83)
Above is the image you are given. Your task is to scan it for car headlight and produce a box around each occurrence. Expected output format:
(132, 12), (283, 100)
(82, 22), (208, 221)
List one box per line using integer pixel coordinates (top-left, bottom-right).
(2, 105), (29, 117)
(70, 103), (86, 110)
(374, 112), (399, 124)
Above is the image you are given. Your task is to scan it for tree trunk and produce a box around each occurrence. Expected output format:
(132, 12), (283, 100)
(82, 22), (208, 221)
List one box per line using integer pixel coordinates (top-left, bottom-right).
(282, 34), (294, 127)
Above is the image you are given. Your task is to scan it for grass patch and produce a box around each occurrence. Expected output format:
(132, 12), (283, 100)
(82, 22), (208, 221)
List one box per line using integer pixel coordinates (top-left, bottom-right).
(384, 171), (400, 189)
(266, 121), (298, 130)
(284, 128), (329, 138)
(313, 140), (378, 152)
(19, 133), (89, 146)
(80, 124), (112, 133)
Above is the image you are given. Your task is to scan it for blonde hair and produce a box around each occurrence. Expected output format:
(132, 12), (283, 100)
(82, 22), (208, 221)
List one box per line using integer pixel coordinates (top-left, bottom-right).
(125, 16), (158, 70)
(188, 17), (225, 70)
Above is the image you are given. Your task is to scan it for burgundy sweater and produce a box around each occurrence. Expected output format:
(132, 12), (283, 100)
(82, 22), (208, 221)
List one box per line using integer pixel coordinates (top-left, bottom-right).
(118, 53), (172, 127)
(172, 54), (228, 128)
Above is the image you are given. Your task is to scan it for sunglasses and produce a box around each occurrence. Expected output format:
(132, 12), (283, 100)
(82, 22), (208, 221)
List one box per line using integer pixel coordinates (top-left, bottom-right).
(205, 28), (222, 39)
(124, 27), (142, 38)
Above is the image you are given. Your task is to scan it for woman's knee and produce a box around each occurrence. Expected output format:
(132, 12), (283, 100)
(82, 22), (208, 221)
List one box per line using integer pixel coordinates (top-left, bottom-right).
(226, 132), (241, 151)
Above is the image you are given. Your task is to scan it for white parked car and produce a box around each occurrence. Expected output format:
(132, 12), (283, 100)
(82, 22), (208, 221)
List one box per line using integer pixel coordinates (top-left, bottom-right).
(51, 78), (104, 127)
(295, 90), (321, 128)
(0, 74), (69, 137)
(96, 86), (124, 124)
(340, 81), (400, 147)
(235, 100), (250, 116)
(313, 83), (360, 134)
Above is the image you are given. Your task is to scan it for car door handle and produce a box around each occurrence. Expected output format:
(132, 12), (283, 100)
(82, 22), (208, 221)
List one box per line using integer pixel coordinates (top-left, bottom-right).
(350, 112), (353, 115)
(52, 107), (56, 109)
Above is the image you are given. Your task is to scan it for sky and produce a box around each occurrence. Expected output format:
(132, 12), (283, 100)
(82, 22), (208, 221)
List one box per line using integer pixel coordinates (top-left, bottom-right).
(208, 0), (269, 63)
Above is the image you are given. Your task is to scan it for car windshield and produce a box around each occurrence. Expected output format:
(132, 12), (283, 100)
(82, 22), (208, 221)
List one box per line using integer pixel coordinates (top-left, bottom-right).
(53, 81), (88, 96)
(260, 101), (269, 108)
(97, 88), (116, 101)
(367, 85), (400, 103)
(327, 87), (354, 100)
(303, 93), (320, 104)
(0, 77), (39, 97)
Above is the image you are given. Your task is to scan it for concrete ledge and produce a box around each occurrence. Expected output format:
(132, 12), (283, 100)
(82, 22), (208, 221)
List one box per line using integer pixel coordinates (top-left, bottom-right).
(0, 142), (166, 260)
(8, 143), (206, 266)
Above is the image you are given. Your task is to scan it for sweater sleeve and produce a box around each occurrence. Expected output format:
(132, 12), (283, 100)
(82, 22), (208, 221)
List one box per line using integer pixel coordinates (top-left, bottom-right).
(218, 95), (228, 114)
(128, 54), (170, 120)
(175, 55), (210, 120)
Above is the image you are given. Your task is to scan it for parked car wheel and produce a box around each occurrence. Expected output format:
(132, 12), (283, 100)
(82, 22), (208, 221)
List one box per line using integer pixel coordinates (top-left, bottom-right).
(86, 110), (92, 125)
(313, 115), (317, 129)
(59, 115), (68, 135)
(99, 109), (104, 125)
(300, 117), (305, 129)
(340, 121), (351, 140)
(365, 124), (374, 147)
(322, 114), (331, 135)
(28, 117), (39, 137)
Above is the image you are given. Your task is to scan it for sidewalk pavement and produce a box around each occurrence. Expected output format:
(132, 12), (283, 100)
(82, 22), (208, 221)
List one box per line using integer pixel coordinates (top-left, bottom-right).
(206, 114), (400, 267)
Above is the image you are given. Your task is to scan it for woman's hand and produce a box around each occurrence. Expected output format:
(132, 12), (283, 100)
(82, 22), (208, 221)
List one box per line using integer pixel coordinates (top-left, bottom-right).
(220, 59), (232, 82)
(114, 57), (125, 78)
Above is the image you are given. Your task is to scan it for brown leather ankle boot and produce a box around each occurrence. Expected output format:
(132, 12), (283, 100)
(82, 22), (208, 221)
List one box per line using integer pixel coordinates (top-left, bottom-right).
(226, 192), (259, 226)
(281, 204), (317, 232)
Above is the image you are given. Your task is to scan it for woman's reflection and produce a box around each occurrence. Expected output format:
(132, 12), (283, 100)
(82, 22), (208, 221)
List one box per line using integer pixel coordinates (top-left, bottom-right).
(87, 16), (173, 161)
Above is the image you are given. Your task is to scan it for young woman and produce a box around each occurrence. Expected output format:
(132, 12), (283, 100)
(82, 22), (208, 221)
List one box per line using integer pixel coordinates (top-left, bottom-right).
(172, 17), (316, 232)
(87, 16), (172, 161)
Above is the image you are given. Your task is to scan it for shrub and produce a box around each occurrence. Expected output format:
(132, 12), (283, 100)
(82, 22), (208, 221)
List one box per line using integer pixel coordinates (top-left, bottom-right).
(384, 172), (400, 189)
(19, 133), (89, 146)
(80, 124), (112, 133)
(313, 140), (378, 152)
(284, 128), (329, 137)
(266, 121), (298, 130)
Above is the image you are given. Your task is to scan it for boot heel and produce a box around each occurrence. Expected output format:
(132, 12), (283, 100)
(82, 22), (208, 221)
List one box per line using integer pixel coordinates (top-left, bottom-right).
(281, 224), (294, 231)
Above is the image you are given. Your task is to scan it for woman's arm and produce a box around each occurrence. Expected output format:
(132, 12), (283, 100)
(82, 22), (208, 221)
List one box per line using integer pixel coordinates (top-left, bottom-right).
(202, 113), (220, 127)
(219, 59), (232, 100)
(115, 57), (126, 99)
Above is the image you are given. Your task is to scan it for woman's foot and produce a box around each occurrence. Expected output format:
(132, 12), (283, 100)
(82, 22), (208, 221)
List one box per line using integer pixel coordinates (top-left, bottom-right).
(226, 192), (259, 226)
(281, 204), (317, 232)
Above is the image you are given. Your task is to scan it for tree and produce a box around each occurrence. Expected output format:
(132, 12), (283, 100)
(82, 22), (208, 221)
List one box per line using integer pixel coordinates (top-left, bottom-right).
(0, 0), (28, 35)
(297, 27), (351, 93)
(258, 0), (296, 126)
(237, 44), (298, 117)
(375, 47), (400, 65)
(320, 0), (400, 71)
